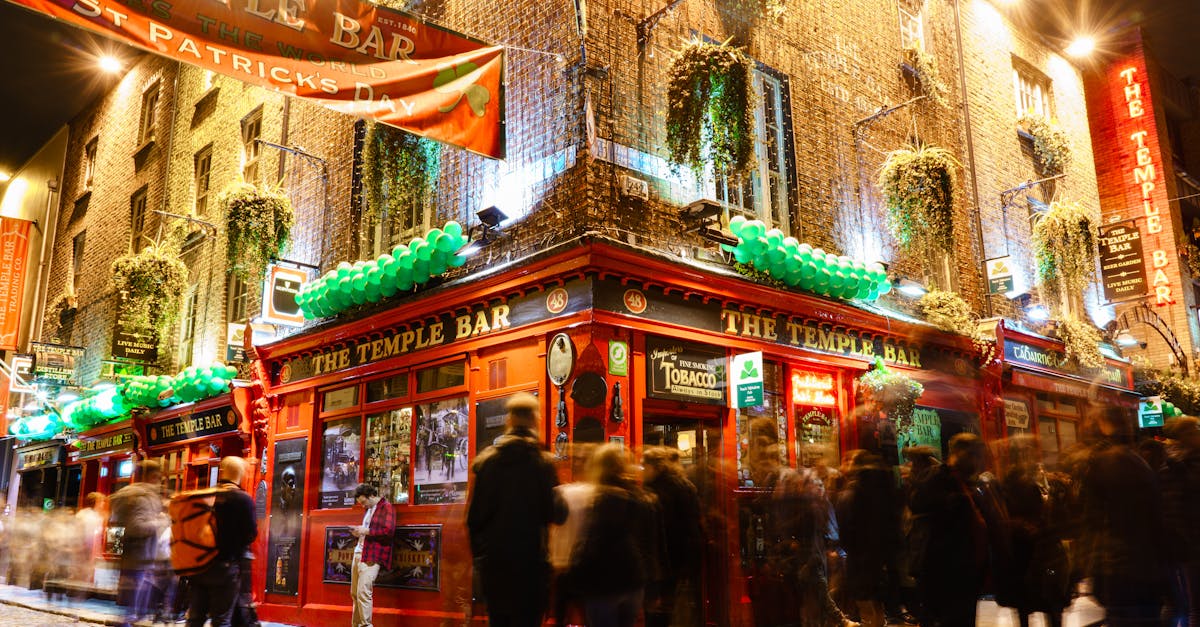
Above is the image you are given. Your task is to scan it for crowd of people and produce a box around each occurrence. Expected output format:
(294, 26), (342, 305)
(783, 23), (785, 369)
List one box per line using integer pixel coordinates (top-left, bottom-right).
(468, 395), (1200, 627)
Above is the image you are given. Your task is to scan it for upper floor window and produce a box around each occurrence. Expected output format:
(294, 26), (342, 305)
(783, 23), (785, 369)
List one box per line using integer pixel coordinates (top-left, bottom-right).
(179, 288), (199, 367)
(898, 0), (924, 50)
(715, 65), (794, 232)
(228, 274), (250, 325)
(1013, 63), (1051, 119)
(83, 137), (98, 191)
(356, 121), (439, 256)
(72, 231), (86, 295)
(194, 146), (213, 216)
(130, 187), (149, 253)
(139, 82), (160, 145)
(242, 108), (263, 183)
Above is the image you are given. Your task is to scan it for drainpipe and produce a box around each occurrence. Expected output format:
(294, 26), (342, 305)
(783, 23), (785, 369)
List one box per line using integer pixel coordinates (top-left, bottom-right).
(952, 0), (991, 317)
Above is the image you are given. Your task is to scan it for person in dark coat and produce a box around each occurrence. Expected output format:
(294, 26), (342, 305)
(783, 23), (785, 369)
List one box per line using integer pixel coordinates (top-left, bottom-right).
(911, 433), (990, 627)
(1077, 405), (1169, 627)
(569, 442), (662, 627)
(642, 446), (703, 627)
(467, 393), (563, 627)
(993, 435), (1069, 627)
(1162, 416), (1200, 627)
(836, 451), (902, 627)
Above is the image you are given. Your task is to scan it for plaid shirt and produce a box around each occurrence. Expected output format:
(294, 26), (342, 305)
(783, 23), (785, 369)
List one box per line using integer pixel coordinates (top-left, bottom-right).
(361, 498), (395, 569)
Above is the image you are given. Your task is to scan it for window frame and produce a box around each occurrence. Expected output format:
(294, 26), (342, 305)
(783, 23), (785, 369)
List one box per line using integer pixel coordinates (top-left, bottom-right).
(179, 288), (199, 367)
(227, 274), (250, 325)
(138, 81), (161, 146)
(130, 186), (149, 253)
(241, 108), (263, 183)
(1013, 63), (1052, 120)
(898, 0), (925, 50)
(83, 137), (98, 191)
(71, 231), (86, 296)
(194, 145), (213, 216)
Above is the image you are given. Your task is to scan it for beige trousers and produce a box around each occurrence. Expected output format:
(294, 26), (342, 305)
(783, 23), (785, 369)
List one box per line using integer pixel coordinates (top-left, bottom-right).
(350, 554), (381, 627)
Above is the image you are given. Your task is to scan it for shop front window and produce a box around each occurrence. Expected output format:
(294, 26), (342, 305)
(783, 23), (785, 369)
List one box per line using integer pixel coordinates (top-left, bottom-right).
(413, 396), (469, 505)
(737, 360), (786, 488)
(319, 417), (362, 508)
(365, 408), (412, 505)
(792, 369), (840, 468)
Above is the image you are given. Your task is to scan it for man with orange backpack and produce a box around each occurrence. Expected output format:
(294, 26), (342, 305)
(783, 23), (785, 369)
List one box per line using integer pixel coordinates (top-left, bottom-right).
(183, 456), (257, 627)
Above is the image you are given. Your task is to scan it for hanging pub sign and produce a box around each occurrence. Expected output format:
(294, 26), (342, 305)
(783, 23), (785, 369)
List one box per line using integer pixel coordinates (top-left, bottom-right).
(898, 406), (944, 460)
(112, 296), (159, 363)
(73, 428), (136, 460)
(262, 264), (312, 327)
(10, 354), (34, 394)
(1139, 396), (1165, 429)
(984, 256), (1016, 295)
(31, 342), (85, 386)
(17, 443), (63, 471)
(0, 218), (32, 352)
(645, 336), (726, 405)
(227, 323), (276, 362)
(11, 0), (506, 159)
(145, 405), (240, 448)
(1098, 222), (1148, 303)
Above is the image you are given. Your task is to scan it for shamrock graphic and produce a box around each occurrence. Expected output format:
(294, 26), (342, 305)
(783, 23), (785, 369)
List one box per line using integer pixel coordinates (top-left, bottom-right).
(1143, 400), (1161, 412)
(434, 62), (490, 117)
(739, 360), (759, 381)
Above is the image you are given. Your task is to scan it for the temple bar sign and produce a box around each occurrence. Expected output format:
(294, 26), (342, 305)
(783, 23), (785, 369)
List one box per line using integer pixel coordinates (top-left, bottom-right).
(721, 310), (922, 368)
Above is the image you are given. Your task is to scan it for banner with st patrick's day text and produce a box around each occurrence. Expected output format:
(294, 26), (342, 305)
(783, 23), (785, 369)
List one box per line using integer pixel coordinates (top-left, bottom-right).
(6, 0), (505, 158)
(0, 218), (32, 352)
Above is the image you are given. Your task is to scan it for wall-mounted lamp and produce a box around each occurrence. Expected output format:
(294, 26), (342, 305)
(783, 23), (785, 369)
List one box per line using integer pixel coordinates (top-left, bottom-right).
(894, 278), (928, 298)
(1114, 329), (1144, 348)
(680, 199), (741, 247)
(1026, 304), (1051, 322)
(476, 206), (508, 242)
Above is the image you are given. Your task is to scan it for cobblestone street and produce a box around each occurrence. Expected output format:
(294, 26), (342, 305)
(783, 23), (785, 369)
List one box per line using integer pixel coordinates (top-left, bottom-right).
(0, 603), (103, 626)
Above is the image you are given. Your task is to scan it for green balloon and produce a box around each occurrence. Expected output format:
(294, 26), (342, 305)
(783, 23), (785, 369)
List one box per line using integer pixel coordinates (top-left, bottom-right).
(336, 262), (353, 280)
(816, 268), (832, 286)
(729, 215), (747, 236)
(444, 221), (464, 238)
(429, 257), (448, 276)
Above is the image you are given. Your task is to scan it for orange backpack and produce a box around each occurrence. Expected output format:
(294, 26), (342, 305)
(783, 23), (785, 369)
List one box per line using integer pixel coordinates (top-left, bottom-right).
(168, 486), (231, 576)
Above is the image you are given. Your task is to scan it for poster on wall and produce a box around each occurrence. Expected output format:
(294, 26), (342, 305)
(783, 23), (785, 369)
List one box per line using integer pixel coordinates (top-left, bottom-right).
(414, 397), (469, 505)
(795, 405), (839, 467)
(324, 524), (442, 591)
(320, 418), (361, 509)
(267, 437), (307, 595)
(897, 406), (943, 463)
(365, 408), (412, 506)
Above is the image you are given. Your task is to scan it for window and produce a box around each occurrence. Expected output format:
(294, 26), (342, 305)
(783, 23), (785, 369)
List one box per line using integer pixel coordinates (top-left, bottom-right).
(130, 187), (149, 253)
(715, 66), (794, 231)
(138, 82), (160, 145)
(736, 360), (786, 488)
(356, 121), (434, 256)
(227, 274), (249, 324)
(1013, 64), (1051, 119)
(201, 70), (216, 92)
(242, 108), (263, 183)
(71, 231), (86, 295)
(416, 360), (466, 394)
(83, 138), (98, 191)
(898, 0), (924, 49)
(179, 288), (199, 366)
(194, 146), (212, 216)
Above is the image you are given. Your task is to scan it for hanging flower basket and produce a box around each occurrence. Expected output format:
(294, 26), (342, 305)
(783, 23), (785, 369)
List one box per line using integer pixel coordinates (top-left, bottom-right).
(878, 144), (959, 254)
(1056, 315), (1105, 370)
(858, 358), (924, 431)
(1019, 114), (1072, 176)
(666, 41), (755, 178)
(111, 245), (188, 353)
(361, 121), (441, 226)
(1032, 199), (1097, 312)
(220, 181), (294, 281)
(918, 289), (995, 364)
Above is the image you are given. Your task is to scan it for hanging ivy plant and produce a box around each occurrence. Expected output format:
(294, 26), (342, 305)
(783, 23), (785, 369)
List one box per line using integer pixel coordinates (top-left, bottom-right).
(361, 121), (441, 226)
(1019, 114), (1072, 175)
(111, 244), (188, 354)
(1183, 241), (1200, 279)
(717, 0), (786, 20)
(878, 144), (958, 254)
(666, 41), (755, 178)
(1056, 315), (1105, 370)
(858, 358), (924, 431)
(220, 181), (294, 281)
(1032, 199), (1097, 313)
(918, 289), (996, 364)
(905, 47), (948, 108)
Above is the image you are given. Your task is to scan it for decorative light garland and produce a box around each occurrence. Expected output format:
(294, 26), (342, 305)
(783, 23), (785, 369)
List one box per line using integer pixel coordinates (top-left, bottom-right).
(295, 221), (469, 319)
(724, 216), (892, 301)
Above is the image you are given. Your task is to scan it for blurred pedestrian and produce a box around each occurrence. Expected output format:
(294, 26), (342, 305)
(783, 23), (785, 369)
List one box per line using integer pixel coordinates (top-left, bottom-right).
(1162, 416), (1200, 626)
(349, 482), (395, 627)
(643, 446), (703, 627)
(467, 393), (562, 627)
(110, 460), (168, 627)
(185, 457), (257, 627)
(993, 435), (1070, 627)
(1078, 405), (1168, 627)
(911, 433), (990, 627)
(75, 492), (106, 583)
(550, 444), (597, 627)
(836, 451), (902, 627)
(568, 442), (662, 627)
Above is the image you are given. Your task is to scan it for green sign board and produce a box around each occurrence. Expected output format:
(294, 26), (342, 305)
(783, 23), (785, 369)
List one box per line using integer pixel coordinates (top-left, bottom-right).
(1139, 396), (1165, 428)
(608, 340), (629, 376)
(731, 352), (764, 409)
(985, 256), (1015, 295)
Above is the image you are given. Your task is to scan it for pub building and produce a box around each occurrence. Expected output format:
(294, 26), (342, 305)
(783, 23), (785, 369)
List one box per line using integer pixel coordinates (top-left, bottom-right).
(69, 419), (138, 501)
(250, 238), (989, 627)
(988, 320), (1139, 461)
(12, 439), (69, 509)
(135, 392), (258, 494)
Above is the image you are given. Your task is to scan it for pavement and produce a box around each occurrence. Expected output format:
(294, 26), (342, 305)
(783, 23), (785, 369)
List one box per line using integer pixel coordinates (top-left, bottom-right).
(0, 582), (296, 627)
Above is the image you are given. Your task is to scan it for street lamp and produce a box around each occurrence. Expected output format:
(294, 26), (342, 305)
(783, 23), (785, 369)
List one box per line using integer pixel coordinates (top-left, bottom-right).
(1065, 36), (1095, 58)
(98, 55), (122, 73)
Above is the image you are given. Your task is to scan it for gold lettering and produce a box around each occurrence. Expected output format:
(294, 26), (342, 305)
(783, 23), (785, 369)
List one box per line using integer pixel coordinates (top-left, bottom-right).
(491, 305), (511, 330)
(400, 329), (416, 352)
(429, 322), (444, 346)
(804, 326), (818, 349)
(786, 321), (802, 345)
(884, 344), (897, 363)
(742, 315), (761, 338)
(762, 318), (777, 341)
(472, 311), (490, 336)
(721, 310), (740, 334)
(455, 315), (472, 339)
(817, 329), (838, 352)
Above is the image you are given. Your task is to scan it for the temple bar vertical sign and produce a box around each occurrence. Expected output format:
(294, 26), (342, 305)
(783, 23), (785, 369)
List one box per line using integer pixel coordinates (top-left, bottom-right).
(1099, 222), (1148, 302)
(11, 0), (505, 158)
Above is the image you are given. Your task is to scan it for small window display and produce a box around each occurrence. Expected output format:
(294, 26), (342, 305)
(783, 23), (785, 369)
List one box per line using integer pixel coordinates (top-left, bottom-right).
(366, 373), (410, 404)
(365, 408), (412, 505)
(736, 361), (786, 488)
(414, 397), (469, 505)
(322, 386), (359, 413)
(416, 361), (466, 394)
(319, 417), (361, 508)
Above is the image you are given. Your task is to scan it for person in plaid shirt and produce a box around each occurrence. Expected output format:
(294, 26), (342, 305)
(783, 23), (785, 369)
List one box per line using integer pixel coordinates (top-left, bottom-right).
(350, 483), (395, 627)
